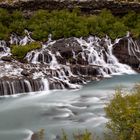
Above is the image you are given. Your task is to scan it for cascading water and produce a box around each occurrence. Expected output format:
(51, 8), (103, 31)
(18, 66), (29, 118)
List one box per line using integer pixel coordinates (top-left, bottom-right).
(0, 40), (11, 59)
(0, 31), (138, 95)
(76, 36), (135, 76)
(128, 37), (140, 61)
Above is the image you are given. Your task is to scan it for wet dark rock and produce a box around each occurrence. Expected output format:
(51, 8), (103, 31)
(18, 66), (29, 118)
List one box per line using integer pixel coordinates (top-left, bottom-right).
(69, 76), (84, 84)
(31, 133), (38, 140)
(1, 56), (12, 62)
(76, 53), (88, 65)
(50, 37), (82, 57)
(70, 65), (99, 76)
(0, 47), (5, 52)
(56, 55), (66, 65)
(49, 79), (70, 89)
(113, 37), (140, 69)
(21, 70), (29, 76)
(38, 52), (52, 63)
(49, 80), (63, 90)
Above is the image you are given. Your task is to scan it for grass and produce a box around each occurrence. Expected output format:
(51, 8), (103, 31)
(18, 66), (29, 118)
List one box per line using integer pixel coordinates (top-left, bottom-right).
(11, 42), (41, 60)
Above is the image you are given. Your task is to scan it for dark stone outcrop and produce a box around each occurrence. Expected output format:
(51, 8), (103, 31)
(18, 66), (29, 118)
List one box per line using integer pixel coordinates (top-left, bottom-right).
(1, 56), (12, 62)
(0, 78), (42, 95)
(21, 70), (30, 76)
(70, 65), (99, 76)
(113, 37), (140, 70)
(50, 38), (82, 56)
(1, 0), (140, 16)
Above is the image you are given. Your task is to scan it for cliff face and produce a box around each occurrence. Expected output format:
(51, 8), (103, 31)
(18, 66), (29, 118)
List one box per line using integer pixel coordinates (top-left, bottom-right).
(113, 37), (140, 70)
(1, 0), (140, 15)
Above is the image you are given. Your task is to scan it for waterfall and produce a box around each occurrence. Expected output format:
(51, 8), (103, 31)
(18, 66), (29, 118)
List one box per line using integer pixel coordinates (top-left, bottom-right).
(0, 40), (11, 59)
(128, 37), (140, 61)
(76, 36), (135, 76)
(10, 30), (34, 46)
(24, 80), (32, 92)
(24, 35), (136, 93)
(42, 78), (49, 91)
(0, 79), (50, 96)
(0, 33), (138, 95)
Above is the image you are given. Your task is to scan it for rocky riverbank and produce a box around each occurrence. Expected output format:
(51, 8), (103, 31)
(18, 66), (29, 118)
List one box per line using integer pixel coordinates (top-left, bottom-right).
(0, 32), (139, 95)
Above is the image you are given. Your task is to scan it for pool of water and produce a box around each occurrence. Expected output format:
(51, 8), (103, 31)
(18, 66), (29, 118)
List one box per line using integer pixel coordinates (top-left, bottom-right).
(0, 74), (140, 140)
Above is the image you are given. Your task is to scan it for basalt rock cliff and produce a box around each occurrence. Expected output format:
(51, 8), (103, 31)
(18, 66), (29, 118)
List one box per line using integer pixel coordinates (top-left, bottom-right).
(113, 37), (140, 70)
(1, 0), (140, 16)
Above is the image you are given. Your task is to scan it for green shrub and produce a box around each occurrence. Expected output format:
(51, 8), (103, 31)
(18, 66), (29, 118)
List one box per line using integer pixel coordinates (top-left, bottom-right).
(11, 42), (41, 59)
(1, 8), (140, 41)
(10, 10), (27, 35)
(0, 23), (9, 40)
(122, 11), (138, 28)
(105, 85), (140, 140)
(108, 21), (128, 39)
(61, 129), (93, 140)
(28, 9), (89, 40)
(0, 8), (11, 26)
(27, 10), (50, 41)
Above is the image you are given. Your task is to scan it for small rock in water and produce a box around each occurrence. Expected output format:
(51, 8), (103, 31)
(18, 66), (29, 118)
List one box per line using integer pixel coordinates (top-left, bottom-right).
(21, 70), (29, 76)
(0, 47), (4, 52)
(1, 56), (12, 62)
(31, 133), (38, 140)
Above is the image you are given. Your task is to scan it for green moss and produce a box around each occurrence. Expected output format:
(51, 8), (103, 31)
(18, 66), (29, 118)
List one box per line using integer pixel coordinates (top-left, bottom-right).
(11, 42), (41, 60)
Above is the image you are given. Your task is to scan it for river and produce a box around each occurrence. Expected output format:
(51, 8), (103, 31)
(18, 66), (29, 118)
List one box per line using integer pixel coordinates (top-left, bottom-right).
(0, 74), (140, 140)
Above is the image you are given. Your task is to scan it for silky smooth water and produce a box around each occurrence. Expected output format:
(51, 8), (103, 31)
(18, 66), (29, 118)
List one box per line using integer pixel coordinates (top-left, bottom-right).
(0, 74), (140, 140)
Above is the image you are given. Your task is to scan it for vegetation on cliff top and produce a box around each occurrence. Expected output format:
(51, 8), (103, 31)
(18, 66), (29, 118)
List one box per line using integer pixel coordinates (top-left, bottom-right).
(0, 8), (140, 42)
(1, 8), (140, 59)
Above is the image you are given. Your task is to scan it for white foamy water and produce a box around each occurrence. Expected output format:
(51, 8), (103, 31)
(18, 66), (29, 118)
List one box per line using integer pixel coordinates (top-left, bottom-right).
(24, 35), (137, 93)
(0, 74), (139, 140)
(76, 36), (135, 76)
